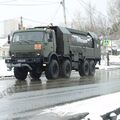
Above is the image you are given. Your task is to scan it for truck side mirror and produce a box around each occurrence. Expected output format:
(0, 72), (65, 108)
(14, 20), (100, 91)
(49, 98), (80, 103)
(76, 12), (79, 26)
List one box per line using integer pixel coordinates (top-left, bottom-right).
(8, 35), (10, 44)
(48, 32), (53, 42)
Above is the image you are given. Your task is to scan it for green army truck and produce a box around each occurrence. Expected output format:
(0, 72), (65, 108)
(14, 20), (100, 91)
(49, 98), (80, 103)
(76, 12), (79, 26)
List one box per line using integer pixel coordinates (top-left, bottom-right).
(5, 26), (101, 80)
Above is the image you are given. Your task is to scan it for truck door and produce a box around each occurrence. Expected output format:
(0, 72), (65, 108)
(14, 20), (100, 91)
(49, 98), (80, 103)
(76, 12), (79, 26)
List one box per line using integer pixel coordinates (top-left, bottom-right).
(43, 31), (56, 57)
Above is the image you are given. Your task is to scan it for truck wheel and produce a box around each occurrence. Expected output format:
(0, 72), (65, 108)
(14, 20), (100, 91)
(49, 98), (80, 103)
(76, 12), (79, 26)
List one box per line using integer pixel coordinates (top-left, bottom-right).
(30, 71), (42, 80)
(89, 60), (95, 76)
(79, 60), (89, 76)
(14, 67), (28, 80)
(45, 59), (59, 80)
(60, 60), (71, 78)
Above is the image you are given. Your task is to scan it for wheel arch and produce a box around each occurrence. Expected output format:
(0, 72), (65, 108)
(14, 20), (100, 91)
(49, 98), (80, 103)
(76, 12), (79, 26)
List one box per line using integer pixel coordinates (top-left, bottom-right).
(63, 55), (72, 63)
(48, 52), (59, 63)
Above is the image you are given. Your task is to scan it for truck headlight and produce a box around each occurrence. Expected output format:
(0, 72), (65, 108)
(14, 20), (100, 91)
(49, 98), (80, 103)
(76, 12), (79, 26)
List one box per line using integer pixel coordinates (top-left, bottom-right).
(11, 54), (14, 57)
(37, 53), (40, 56)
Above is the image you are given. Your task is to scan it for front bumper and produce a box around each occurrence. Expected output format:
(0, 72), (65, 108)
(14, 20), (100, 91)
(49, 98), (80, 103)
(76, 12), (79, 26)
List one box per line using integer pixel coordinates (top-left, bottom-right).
(7, 63), (32, 71)
(5, 57), (43, 71)
(5, 57), (42, 64)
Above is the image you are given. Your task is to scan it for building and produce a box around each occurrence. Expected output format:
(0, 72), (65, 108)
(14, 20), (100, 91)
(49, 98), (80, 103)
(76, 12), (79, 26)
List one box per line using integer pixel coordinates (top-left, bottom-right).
(0, 38), (9, 59)
(4, 19), (18, 37)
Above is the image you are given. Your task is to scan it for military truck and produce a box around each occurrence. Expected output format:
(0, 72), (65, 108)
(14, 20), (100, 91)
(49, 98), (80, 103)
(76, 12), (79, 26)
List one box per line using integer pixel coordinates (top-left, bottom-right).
(5, 26), (101, 80)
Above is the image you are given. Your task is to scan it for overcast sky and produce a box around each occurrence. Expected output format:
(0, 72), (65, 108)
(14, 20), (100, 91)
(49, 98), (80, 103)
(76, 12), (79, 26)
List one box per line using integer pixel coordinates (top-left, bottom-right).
(0, 0), (108, 35)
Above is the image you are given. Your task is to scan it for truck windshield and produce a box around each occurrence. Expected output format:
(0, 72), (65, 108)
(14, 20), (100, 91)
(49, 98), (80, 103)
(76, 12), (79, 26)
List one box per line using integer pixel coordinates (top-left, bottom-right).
(12, 31), (44, 43)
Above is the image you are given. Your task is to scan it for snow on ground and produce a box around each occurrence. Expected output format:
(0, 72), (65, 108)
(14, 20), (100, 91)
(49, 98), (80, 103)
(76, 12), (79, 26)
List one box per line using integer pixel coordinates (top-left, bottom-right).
(41, 92), (120, 120)
(0, 59), (13, 77)
(0, 38), (7, 47)
(109, 55), (120, 64)
(96, 55), (120, 70)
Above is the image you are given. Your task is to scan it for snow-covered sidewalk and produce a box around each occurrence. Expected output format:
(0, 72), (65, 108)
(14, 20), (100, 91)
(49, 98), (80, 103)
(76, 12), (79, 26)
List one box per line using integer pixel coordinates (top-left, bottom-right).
(96, 63), (120, 70)
(96, 55), (120, 70)
(40, 92), (120, 120)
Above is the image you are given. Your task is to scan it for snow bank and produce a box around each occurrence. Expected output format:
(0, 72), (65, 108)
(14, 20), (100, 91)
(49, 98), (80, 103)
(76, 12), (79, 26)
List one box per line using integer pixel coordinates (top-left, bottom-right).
(0, 38), (7, 47)
(109, 55), (120, 64)
(42, 92), (120, 120)
(0, 59), (13, 76)
(96, 55), (120, 70)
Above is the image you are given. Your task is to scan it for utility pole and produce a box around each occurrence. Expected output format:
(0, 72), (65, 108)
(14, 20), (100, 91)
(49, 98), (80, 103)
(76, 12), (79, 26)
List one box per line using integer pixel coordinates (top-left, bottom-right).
(18, 16), (23, 30)
(60, 0), (67, 26)
(88, 2), (94, 31)
(20, 16), (23, 29)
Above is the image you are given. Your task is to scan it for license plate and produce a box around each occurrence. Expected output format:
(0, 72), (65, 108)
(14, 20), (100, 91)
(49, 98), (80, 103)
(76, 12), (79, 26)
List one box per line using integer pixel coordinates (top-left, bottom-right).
(17, 59), (26, 62)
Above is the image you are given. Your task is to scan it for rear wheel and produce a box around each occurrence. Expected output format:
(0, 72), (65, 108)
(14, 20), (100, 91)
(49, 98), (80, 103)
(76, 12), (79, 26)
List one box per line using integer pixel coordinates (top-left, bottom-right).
(45, 59), (59, 80)
(14, 67), (28, 80)
(79, 60), (89, 76)
(89, 60), (95, 76)
(60, 60), (71, 78)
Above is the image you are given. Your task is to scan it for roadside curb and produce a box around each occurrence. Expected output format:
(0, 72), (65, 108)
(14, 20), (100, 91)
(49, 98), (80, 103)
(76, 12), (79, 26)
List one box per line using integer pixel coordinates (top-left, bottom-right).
(97, 66), (120, 70)
(0, 75), (14, 80)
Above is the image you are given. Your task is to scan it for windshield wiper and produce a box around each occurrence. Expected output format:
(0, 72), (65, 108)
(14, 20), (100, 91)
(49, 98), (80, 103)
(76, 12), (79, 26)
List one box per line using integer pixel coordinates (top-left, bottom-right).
(28, 40), (34, 42)
(22, 40), (31, 44)
(15, 41), (22, 44)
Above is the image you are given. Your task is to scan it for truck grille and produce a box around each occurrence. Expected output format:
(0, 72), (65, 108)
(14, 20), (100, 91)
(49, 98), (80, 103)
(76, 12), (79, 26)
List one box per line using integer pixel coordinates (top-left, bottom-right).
(15, 52), (35, 58)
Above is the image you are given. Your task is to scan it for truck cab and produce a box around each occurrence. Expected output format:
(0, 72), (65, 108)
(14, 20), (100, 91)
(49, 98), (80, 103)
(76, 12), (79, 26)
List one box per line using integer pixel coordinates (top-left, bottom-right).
(10, 28), (56, 57)
(5, 28), (57, 80)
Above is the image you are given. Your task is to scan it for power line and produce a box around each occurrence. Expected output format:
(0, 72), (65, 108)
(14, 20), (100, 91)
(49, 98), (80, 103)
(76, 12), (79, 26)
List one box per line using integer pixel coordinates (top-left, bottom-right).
(76, 0), (96, 28)
(0, 0), (17, 3)
(22, 17), (48, 24)
(0, 2), (59, 6)
(49, 4), (61, 23)
(23, 17), (42, 23)
(80, 0), (107, 18)
(77, 0), (112, 23)
(20, 0), (58, 3)
(65, 7), (75, 21)
(0, 17), (19, 23)
(76, 0), (99, 18)
(60, 0), (67, 26)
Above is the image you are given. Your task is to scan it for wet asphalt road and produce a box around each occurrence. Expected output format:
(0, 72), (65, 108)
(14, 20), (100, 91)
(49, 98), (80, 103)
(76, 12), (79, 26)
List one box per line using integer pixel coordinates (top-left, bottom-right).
(0, 68), (120, 119)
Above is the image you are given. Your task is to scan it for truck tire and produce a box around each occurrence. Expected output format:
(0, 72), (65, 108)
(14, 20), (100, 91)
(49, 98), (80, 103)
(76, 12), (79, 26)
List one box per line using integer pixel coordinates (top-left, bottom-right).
(89, 60), (95, 76)
(30, 71), (42, 80)
(60, 60), (71, 78)
(14, 67), (27, 80)
(45, 59), (59, 80)
(79, 60), (89, 76)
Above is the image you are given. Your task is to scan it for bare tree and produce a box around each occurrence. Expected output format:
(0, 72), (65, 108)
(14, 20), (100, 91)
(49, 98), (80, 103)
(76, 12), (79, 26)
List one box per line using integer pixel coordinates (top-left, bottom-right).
(85, 2), (96, 32)
(108, 0), (120, 24)
(95, 15), (109, 36)
(71, 2), (97, 32)
(107, 0), (120, 37)
(71, 12), (86, 31)
(71, 1), (108, 36)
